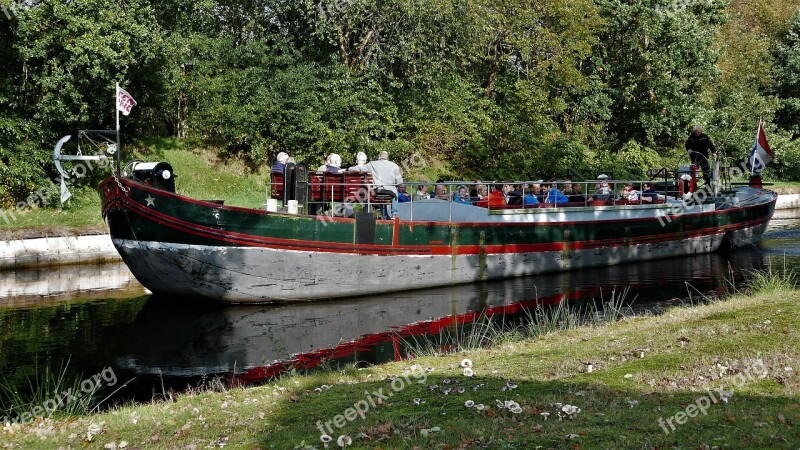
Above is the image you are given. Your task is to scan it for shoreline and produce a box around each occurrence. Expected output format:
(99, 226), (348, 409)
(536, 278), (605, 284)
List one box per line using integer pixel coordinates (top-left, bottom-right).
(0, 234), (120, 271)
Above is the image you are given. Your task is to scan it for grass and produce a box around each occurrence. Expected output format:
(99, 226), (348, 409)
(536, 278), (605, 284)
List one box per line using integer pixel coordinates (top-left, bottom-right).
(0, 138), (269, 238)
(0, 358), (102, 423)
(2, 278), (799, 448)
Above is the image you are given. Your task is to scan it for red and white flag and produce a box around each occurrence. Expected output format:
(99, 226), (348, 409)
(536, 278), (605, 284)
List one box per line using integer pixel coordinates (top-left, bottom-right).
(116, 86), (137, 116)
(749, 118), (774, 174)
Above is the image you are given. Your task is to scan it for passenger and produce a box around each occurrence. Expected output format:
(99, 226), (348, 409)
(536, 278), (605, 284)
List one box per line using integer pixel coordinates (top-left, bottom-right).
(532, 181), (545, 203)
(569, 183), (587, 204)
(326, 154), (344, 173)
(271, 152), (290, 173)
(542, 181), (569, 205)
(415, 184), (430, 200)
(433, 184), (449, 200)
(475, 182), (506, 208)
(562, 180), (575, 197)
(469, 181), (481, 199)
(364, 150), (403, 218)
(453, 186), (472, 205)
(347, 152), (369, 172)
(622, 182), (640, 201)
(473, 184), (488, 204)
(592, 174), (614, 201)
(507, 183), (524, 205)
(318, 154), (344, 173)
(642, 182), (658, 202)
(523, 183), (540, 206)
(397, 184), (412, 203)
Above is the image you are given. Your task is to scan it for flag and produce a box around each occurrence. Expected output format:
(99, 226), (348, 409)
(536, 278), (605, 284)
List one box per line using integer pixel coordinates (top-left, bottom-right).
(749, 119), (774, 174)
(60, 178), (72, 204)
(116, 86), (137, 116)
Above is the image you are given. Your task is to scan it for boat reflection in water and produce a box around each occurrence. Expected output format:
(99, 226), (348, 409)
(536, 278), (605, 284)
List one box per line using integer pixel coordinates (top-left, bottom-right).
(116, 246), (770, 387)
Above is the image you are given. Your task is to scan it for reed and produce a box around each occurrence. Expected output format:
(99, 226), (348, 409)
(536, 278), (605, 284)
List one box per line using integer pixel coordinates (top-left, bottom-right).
(0, 358), (100, 421)
(404, 289), (632, 359)
(746, 266), (798, 294)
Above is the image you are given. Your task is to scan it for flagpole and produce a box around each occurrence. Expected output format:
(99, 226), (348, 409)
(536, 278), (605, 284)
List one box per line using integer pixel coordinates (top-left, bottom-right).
(115, 82), (121, 175)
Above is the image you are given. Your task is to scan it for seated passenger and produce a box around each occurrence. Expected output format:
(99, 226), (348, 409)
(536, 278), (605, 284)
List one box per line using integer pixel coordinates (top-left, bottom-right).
(523, 184), (540, 206)
(532, 182), (545, 203)
(569, 183), (587, 204)
(642, 182), (657, 202)
(592, 174), (614, 201)
(415, 184), (430, 200)
(476, 183), (507, 208)
(562, 181), (575, 197)
(472, 183), (487, 203)
(433, 184), (449, 200)
(543, 181), (569, 205)
(271, 152), (290, 173)
(453, 186), (471, 205)
(347, 152), (369, 172)
(318, 153), (344, 173)
(507, 183), (524, 205)
(397, 184), (412, 203)
(622, 182), (640, 201)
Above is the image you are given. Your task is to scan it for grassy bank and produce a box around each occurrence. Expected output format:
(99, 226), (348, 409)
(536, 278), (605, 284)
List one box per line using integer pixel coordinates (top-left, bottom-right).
(0, 140), (268, 239)
(2, 281), (799, 448)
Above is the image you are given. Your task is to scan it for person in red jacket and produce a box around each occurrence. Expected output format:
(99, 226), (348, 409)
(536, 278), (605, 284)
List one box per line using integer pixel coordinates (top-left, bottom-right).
(476, 182), (507, 208)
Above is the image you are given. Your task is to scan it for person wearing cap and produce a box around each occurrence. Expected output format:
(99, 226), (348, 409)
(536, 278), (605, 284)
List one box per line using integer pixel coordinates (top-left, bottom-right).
(271, 152), (290, 173)
(685, 125), (716, 183)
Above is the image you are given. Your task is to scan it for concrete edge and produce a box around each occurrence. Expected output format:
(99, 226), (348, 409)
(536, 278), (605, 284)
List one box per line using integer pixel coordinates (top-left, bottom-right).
(0, 234), (120, 271)
(776, 193), (800, 210)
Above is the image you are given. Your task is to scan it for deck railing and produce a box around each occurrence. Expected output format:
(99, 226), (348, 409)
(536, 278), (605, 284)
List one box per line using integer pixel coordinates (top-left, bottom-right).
(266, 170), (677, 218)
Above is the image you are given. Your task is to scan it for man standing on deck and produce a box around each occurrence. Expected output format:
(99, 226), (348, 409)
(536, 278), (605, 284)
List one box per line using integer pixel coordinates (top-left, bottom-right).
(685, 125), (716, 184)
(360, 151), (403, 218)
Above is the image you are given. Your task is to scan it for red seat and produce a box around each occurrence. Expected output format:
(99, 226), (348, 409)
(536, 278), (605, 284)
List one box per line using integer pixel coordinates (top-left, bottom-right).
(323, 173), (345, 201)
(309, 173), (324, 201)
(344, 173), (365, 202)
(270, 173), (284, 200)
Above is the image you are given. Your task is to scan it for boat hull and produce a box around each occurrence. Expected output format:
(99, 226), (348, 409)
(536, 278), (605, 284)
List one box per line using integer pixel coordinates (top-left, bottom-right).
(99, 177), (776, 303)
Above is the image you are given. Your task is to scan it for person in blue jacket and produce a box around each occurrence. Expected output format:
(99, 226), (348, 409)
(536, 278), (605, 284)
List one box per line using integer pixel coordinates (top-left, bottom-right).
(543, 181), (569, 205)
(397, 184), (412, 203)
(453, 186), (472, 205)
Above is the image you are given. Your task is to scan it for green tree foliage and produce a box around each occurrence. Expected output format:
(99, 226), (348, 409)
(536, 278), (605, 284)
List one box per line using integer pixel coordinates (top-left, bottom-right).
(774, 10), (800, 138)
(5, 0), (800, 205)
(593, 0), (726, 148)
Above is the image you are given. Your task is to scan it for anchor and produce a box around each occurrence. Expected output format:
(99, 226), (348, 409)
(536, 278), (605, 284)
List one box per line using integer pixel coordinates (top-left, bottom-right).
(53, 130), (118, 180)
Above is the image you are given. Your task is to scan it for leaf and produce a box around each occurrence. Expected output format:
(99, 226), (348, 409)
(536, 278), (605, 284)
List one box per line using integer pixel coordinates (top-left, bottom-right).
(778, 413), (786, 424)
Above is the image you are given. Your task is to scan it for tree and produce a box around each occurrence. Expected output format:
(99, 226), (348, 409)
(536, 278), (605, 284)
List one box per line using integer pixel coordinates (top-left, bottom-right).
(593, 0), (726, 149)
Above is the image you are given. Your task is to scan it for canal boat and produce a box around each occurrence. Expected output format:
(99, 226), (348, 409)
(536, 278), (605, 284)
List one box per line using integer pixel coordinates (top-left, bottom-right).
(96, 159), (777, 303)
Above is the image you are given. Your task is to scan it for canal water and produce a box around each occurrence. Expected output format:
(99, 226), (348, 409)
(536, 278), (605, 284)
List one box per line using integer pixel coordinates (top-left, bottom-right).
(1, 210), (799, 410)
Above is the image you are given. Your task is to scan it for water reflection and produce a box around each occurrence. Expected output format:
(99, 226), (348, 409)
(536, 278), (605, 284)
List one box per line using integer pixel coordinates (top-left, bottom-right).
(0, 261), (145, 308)
(1, 213), (800, 404)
